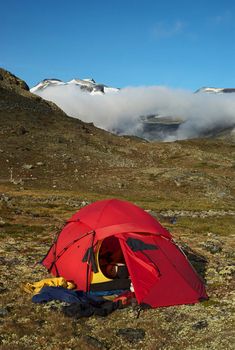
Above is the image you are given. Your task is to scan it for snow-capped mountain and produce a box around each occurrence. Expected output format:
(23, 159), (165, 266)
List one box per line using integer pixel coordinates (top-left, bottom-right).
(31, 79), (235, 96)
(195, 87), (235, 94)
(30, 77), (119, 95)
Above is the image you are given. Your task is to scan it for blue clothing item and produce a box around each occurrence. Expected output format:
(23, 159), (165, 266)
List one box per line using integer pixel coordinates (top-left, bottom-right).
(32, 287), (103, 304)
(88, 289), (125, 297)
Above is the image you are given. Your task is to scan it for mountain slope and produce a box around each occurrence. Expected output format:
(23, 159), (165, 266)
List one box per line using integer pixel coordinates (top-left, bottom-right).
(0, 68), (234, 210)
(0, 69), (146, 192)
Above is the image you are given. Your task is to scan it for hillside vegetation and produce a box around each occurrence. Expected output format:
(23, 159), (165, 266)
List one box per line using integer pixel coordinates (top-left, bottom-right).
(0, 69), (234, 350)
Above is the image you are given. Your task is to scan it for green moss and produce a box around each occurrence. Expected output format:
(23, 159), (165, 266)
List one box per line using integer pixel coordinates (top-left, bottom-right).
(0, 223), (45, 237)
(201, 299), (221, 307)
(175, 216), (235, 236)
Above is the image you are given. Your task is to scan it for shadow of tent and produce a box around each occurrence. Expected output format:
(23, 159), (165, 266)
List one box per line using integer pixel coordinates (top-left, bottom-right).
(179, 243), (208, 282)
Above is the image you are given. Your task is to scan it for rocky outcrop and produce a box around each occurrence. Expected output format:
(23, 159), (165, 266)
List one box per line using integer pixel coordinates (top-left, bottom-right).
(0, 68), (29, 91)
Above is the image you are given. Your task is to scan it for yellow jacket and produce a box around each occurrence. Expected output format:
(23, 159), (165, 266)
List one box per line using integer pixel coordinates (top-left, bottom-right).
(23, 277), (75, 295)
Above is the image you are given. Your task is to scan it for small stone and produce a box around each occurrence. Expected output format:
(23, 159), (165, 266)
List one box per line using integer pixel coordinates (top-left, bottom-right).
(0, 282), (7, 294)
(14, 209), (22, 215)
(17, 126), (28, 135)
(202, 238), (223, 254)
(82, 335), (108, 349)
(6, 258), (21, 266)
(0, 218), (5, 226)
(35, 319), (45, 326)
(0, 307), (10, 317)
(22, 164), (34, 170)
(0, 257), (7, 265)
(58, 136), (67, 143)
(0, 194), (10, 202)
(116, 328), (145, 343)
(170, 216), (177, 224)
(192, 320), (208, 330)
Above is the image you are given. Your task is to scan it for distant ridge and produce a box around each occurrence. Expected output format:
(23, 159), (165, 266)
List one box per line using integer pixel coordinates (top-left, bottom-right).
(195, 87), (235, 94)
(31, 77), (119, 95)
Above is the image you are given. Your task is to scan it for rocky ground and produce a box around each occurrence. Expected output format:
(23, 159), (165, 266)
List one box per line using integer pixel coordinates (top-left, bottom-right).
(0, 68), (235, 349)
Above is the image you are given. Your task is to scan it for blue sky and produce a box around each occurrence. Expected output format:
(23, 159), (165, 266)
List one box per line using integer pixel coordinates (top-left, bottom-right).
(1, 0), (235, 90)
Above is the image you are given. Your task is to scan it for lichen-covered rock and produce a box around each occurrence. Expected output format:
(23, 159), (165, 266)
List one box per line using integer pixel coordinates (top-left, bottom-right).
(202, 239), (223, 254)
(0, 307), (10, 317)
(192, 320), (208, 330)
(116, 328), (145, 343)
(82, 335), (108, 349)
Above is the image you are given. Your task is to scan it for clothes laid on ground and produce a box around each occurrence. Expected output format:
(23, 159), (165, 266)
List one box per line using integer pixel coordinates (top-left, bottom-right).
(31, 286), (124, 318)
(23, 277), (75, 295)
(62, 300), (122, 318)
(32, 286), (133, 319)
(32, 287), (103, 304)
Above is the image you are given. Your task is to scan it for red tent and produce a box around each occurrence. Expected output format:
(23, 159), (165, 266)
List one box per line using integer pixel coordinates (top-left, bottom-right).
(42, 199), (207, 308)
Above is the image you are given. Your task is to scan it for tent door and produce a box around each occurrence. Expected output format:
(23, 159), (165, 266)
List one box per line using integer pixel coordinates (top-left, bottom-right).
(90, 236), (131, 291)
(118, 234), (161, 304)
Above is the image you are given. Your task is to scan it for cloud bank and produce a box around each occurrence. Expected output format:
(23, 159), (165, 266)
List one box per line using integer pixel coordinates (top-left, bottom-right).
(34, 85), (235, 141)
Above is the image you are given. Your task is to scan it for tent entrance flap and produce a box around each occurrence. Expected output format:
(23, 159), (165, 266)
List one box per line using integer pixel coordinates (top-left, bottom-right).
(119, 234), (161, 304)
(119, 233), (207, 308)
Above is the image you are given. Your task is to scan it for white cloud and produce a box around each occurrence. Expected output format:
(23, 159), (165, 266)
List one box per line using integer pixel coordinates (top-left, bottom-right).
(33, 84), (235, 141)
(209, 10), (232, 25)
(152, 20), (185, 39)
